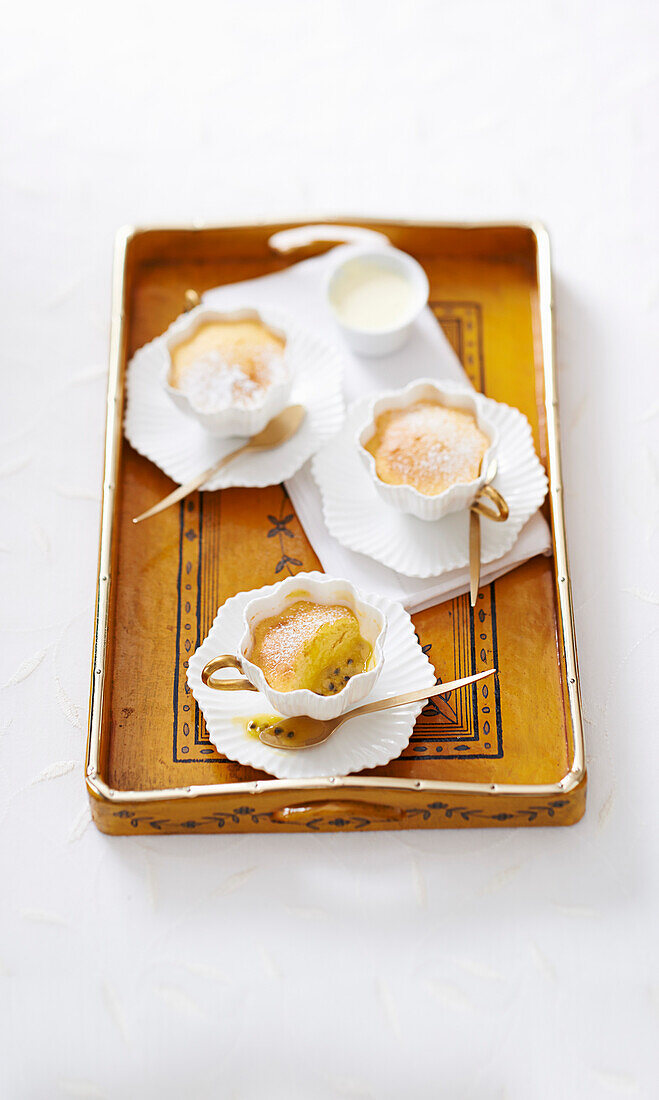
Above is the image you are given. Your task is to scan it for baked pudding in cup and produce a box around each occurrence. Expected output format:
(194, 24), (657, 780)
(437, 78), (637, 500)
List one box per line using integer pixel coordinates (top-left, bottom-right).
(163, 307), (292, 437)
(201, 573), (387, 719)
(357, 378), (498, 521)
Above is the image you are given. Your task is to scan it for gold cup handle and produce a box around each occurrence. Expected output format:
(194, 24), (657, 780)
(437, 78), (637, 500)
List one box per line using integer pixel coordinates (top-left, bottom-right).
(472, 483), (509, 522)
(201, 654), (258, 691)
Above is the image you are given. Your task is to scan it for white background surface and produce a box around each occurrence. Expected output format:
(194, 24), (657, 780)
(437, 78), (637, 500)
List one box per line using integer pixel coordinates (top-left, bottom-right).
(1, 1), (658, 1097)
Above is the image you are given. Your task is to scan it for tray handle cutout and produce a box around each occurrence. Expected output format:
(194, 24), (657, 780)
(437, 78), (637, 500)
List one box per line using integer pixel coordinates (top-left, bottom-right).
(268, 224), (390, 256)
(272, 800), (404, 825)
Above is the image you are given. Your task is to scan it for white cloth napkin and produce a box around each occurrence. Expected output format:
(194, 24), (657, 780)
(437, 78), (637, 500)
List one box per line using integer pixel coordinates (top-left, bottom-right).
(203, 249), (551, 612)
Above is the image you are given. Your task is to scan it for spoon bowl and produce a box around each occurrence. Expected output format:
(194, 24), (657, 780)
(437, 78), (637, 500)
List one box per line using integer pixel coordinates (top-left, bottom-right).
(247, 403), (306, 449)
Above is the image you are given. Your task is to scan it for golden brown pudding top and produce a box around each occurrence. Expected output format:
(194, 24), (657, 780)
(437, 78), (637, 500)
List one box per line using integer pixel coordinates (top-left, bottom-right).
(365, 399), (489, 496)
(247, 599), (373, 696)
(168, 319), (287, 412)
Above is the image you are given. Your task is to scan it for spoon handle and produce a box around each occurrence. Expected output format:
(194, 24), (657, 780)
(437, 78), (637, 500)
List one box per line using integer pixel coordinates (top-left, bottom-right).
(132, 442), (250, 524)
(343, 668), (496, 723)
(469, 507), (481, 608)
(469, 459), (498, 607)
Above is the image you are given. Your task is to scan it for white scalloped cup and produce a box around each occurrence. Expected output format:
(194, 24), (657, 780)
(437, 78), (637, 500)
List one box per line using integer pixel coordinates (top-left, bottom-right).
(357, 378), (498, 521)
(327, 245), (429, 357)
(162, 307), (293, 437)
(236, 573), (387, 719)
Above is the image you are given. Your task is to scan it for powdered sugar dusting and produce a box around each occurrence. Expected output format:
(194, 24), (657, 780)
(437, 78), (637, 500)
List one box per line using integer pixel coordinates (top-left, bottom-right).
(247, 600), (370, 694)
(366, 401), (489, 495)
(250, 602), (351, 682)
(179, 346), (288, 414)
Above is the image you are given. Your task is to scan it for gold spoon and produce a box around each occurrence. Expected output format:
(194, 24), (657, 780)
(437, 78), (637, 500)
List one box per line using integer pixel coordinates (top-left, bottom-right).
(256, 668), (496, 750)
(133, 404), (306, 524)
(469, 459), (509, 607)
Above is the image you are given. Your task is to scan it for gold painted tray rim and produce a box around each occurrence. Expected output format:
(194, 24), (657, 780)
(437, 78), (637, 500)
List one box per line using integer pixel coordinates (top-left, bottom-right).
(85, 217), (584, 811)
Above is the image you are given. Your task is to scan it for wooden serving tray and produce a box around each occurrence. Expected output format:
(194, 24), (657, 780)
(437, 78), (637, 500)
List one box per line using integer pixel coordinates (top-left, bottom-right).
(86, 219), (585, 833)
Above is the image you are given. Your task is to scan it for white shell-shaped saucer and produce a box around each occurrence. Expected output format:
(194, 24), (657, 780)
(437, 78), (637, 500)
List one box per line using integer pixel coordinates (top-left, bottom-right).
(312, 389), (548, 578)
(187, 573), (436, 779)
(163, 307), (292, 438)
(357, 378), (498, 521)
(237, 573), (386, 719)
(124, 308), (345, 490)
